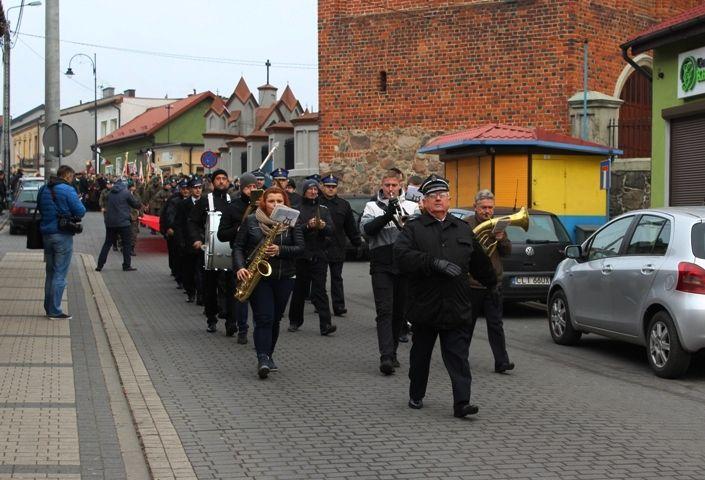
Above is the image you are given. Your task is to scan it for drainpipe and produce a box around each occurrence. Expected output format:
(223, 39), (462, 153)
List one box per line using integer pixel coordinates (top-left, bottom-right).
(621, 44), (652, 82)
(189, 146), (194, 174)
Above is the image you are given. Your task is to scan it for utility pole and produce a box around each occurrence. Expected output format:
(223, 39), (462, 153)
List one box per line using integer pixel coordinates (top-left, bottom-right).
(44, 0), (60, 178)
(2, 22), (10, 185)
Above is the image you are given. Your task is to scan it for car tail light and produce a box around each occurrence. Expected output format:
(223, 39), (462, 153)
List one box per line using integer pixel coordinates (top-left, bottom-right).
(10, 206), (28, 215)
(677, 262), (705, 295)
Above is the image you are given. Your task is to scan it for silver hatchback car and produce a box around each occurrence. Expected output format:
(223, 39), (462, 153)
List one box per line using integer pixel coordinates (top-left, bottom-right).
(547, 208), (705, 378)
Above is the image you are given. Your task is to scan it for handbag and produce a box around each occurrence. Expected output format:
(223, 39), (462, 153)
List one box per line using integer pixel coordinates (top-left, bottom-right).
(26, 190), (44, 250)
(50, 185), (83, 234)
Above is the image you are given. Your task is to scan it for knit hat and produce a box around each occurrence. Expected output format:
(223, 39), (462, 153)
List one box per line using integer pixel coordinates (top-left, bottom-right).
(211, 169), (228, 180)
(302, 179), (319, 192)
(238, 173), (257, 188)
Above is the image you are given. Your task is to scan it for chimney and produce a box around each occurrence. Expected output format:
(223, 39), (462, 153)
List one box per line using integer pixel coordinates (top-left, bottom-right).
(123, 89), (136, 98)
(102, 87), (115, 98)
(258, 84), (277, 107)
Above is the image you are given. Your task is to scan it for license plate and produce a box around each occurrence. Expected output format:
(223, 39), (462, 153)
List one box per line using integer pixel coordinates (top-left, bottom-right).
(512, 276), (551, 286)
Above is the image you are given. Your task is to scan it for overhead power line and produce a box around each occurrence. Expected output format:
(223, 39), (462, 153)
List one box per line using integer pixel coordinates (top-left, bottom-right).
(17, 32), (318, 70)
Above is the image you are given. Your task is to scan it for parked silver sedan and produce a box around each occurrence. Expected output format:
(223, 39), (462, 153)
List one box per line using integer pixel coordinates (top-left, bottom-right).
(547, 208), (705, 378)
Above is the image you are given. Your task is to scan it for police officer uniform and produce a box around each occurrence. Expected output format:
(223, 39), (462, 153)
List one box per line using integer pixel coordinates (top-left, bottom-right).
(251, 169), (267, 190)
(174, 177), (202, 303)
(319, 174), (362, 316)
(394, 175), (497, 418)
(288, 179), (337, 336)
(161, 180), (190, 285)
(272, 168), (301, 208)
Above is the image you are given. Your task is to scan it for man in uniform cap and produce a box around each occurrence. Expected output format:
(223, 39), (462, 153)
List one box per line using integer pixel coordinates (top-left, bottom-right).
(251, 170), (266, 189)
(305, 173), (321, 184)
(174, 177), (203, 303)
(161, 179), (191, 285)
(394, 174), (497, 418)
(319, 174), (362, 316)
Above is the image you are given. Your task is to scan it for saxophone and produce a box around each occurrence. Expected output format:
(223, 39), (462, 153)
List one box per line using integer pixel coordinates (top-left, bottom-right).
(234, 222), (284, 301)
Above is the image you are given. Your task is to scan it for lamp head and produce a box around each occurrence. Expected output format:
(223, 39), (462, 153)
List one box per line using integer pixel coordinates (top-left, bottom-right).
(64, 67), (74, 77)
(27, 1), (42, 5)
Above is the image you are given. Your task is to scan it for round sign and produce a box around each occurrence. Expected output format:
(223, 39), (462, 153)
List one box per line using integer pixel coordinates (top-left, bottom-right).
(200, 151), (218, 169)
(43, 122), (79, 158)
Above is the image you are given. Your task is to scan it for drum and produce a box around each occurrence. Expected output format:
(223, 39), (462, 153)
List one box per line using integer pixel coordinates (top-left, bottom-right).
(203, 211), (232, 270)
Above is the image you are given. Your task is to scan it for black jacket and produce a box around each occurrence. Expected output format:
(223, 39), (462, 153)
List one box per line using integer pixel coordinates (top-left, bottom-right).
(394, 212), (497, 329)
(288, 191), (302, 209)
(233, 215), (304, 279)
(297, 197), (334, 260)
(159, 191), (183, 235)
(217, 192), (251, 245)
(174, 196), (198, 252)
(187, 189), (231, 245)
(320, 194), (362, 262)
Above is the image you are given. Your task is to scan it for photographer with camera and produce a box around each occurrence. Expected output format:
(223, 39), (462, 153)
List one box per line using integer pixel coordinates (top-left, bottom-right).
(96, 178), (141, 272)
(37, 165), (86, 320)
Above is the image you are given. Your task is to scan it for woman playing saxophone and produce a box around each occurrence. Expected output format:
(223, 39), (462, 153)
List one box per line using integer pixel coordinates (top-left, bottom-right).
(234, 187), (304, 379)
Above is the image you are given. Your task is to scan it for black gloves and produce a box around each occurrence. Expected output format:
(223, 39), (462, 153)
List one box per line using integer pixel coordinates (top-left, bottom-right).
(385, 197), (399, 218)
(489, 285), (502, 306)
(432, 258), (462, 278)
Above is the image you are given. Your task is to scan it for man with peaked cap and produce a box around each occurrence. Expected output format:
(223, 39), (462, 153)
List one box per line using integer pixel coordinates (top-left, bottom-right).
(393, 174), (497, 418)
(271, 167), (302, 208)
(175, 176), (203, 304)
(251, 169), (266, 189)
(161, 179), (191, 286)
(217, 172), (258, 343)
(319, 174), (362, 317)
(188, 169), (233, 333)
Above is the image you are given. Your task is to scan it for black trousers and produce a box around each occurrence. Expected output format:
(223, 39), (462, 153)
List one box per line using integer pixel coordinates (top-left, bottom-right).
(469, 288), (510, 367)
(180, 250), (199, 296)
(289, 257), (331, 331)
(166, 235), (179, 279)
(97, 226), (132, 269)
(370, 270), (405, 359)
(328, 261), (345, 312)
(409, 324), (473, 406)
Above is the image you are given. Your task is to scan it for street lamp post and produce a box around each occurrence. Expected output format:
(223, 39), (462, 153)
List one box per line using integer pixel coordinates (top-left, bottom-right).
(65, 53), (97, 174)
(2, 1), (42, 188)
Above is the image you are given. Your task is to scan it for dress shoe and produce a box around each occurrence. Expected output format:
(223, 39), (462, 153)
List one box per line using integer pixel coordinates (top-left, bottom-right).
(379, 357), (395, 375)
(257, 357), (271, 379)
(287, 323), (300, 332)
(392, 356), (400, 369)
(123, 267), (137, 272)
(95, 267), (102, 272)
(453, 403), (479, 418)
(398, 333), (409, 343)
(268, 357), (279, 372)
(237, 333), (248, 344)
(320, 324), (337, 336)
(333, 308), (347, 317)
(206, 324), (217, 333)
(408, 398), (423, 409)
(494, 362), (515, 373)
(225, 326), (236, 337)
(186, 295), (195, 303)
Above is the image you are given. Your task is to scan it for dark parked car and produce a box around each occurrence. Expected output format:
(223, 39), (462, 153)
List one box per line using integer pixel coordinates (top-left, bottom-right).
(449, 207), (572, 303)
(9, 188), (40, 234)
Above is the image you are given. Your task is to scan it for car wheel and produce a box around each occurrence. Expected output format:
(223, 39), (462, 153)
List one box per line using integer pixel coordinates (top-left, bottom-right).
(548, 290), (582, 345)
(647, 311), (690, 379)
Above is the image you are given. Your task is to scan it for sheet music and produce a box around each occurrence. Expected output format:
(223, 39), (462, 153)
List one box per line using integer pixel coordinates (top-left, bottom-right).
(271, 205), (300, 226)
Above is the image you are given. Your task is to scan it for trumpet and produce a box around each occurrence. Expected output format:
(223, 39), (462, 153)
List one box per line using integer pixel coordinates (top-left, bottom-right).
(389, 194), (408, 229)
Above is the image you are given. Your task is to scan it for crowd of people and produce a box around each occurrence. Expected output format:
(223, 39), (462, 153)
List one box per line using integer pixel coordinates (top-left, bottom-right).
(33, 163), (516, 419)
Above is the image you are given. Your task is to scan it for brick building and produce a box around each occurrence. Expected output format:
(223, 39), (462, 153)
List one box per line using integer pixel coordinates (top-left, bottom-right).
(318, 0), (700, 195)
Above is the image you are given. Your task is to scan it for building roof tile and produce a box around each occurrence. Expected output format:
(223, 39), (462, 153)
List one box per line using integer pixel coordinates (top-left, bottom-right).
(279, 85), (298, 111)
(624, 4), (705, 48)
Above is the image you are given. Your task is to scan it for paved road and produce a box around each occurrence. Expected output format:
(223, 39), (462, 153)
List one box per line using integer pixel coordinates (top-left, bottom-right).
(3, 211), (705, 479)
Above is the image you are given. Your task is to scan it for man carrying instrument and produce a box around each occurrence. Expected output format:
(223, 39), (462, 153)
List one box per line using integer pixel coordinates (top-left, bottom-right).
(319, 174), (362, 317)
(465, 189), (515, 373)
(217, 172), (258, 343)
(287, 178), (337, 336)
(188, 169), (233, 334)
(360, 169), (418, 375)
(175, 177), (202, 304)
(394, 175), (497, 418)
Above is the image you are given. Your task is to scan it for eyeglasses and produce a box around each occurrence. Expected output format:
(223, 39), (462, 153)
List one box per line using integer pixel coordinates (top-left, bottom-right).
(425, 192), (450, 199)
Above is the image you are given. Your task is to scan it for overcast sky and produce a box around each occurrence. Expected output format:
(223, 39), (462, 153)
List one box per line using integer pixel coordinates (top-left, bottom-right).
(7, 0), (318, 118)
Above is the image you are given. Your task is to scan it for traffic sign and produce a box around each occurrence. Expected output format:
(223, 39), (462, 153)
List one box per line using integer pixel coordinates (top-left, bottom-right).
(200, 151), (218, 169)
(600, 159), (611, 190)
(43, 121), (78, 159)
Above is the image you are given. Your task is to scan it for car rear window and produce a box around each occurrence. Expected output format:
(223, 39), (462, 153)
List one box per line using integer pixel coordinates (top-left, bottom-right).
(506, 214), (571, 243)
(692, 223), (705, 259)
(17, 189), (39, 203)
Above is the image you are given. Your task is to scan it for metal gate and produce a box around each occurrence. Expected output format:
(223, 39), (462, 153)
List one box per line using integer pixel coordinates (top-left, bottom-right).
(670, 115), (705, 206)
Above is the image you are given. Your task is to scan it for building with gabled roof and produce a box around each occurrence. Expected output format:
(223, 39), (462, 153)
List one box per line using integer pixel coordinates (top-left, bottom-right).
(202, 77), (316, 179)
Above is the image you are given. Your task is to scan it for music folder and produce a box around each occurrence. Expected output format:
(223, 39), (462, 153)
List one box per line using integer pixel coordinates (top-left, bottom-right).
(271, 205), (300, 226)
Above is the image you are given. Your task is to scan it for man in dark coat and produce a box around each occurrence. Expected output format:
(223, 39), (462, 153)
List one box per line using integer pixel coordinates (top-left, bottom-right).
(175, 177), (203, 303)
(272, 168), (301, 208)
(287, 178), (337, 336)
(394, 174), (497, 418)
(188, 169), (234, 333)
(161, 180), (191, 286)
(96, 178), (141, 271)
(319, 174), (362, 316)
(217, 172), (258, 343)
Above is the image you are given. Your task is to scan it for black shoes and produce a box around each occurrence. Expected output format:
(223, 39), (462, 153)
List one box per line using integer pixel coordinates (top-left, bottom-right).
(268, 357), (279, 372)
(392, 356), (400, 369)
(95, 267), (102, 272)
(237, 333), (248, 344)
(225, 326), (236, 337)
(453, 403), (479, 418)
(206, 324), (217, 333)
(320, 324), (337, 336)
(379, 357), (395, 375)
(333, 308), (347, 317)
(257, 357), (271, 379)
(186, 295), (195, 303)
(287, 323), (300, 332)
(123, 267), (137, 272)
(48, 313), (72, 320)
(408, 398), (423, 409)
(495, 362), (515, 373)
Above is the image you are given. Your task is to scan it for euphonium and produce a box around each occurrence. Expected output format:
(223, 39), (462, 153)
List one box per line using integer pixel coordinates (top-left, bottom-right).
(472, 207), (529, 256)
(234, 222), (284, 302)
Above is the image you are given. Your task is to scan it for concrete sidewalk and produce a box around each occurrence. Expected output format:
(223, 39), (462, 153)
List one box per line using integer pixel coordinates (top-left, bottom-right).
(0, 250), (196, 480)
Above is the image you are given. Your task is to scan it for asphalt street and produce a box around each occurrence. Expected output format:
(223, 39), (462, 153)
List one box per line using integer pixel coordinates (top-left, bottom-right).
(2, 210), (705, 479)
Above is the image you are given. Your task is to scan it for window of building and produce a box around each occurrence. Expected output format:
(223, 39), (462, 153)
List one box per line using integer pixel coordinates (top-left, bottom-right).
(110, 118), (118, 132)
(101, 121), (108, 138)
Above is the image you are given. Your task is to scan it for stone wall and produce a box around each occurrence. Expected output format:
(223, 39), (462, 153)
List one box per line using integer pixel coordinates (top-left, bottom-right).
(609, 158), (651, 217)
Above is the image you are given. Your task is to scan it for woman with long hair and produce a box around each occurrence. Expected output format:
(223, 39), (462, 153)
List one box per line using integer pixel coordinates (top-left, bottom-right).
(234, 186), (304, 378)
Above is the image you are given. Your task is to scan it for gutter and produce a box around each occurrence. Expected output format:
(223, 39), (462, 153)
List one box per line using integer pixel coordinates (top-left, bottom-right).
(620, 44), (652, 82)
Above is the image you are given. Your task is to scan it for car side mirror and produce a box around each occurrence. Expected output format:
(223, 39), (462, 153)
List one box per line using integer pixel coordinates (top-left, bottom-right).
(564, 245), (582, 259)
